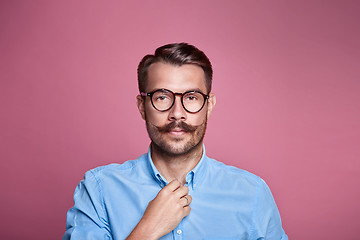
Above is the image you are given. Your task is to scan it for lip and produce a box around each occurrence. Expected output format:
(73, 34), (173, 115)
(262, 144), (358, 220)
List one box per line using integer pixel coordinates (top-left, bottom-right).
(168, 128), (186, 136)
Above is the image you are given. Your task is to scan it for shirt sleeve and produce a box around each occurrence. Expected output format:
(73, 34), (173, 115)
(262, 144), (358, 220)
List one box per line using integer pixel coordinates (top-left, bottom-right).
(62, 170), (112, 240)
(250, 178), (288, 240)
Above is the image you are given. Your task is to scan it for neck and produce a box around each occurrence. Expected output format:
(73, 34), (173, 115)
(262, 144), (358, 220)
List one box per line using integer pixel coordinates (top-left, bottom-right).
(150, 143), (203, 185)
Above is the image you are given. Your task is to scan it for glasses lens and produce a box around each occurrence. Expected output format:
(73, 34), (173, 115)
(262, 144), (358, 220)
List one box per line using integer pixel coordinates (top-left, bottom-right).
(183, 92), (205, 113)
(151, 90), (174, 111)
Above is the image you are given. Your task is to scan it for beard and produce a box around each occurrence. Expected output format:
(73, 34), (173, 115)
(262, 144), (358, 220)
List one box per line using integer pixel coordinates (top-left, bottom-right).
(145, 117), (208, 157)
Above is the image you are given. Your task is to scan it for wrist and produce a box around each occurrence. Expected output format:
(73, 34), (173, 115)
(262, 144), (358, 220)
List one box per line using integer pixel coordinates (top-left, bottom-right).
(126, 218), (159, 240)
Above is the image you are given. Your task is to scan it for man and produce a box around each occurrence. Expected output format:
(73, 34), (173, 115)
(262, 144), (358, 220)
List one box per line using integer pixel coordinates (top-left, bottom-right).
(63, 43), (288, 240)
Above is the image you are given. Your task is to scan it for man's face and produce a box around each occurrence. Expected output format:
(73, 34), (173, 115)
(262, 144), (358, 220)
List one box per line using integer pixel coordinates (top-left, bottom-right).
(137, 62), (216, 156)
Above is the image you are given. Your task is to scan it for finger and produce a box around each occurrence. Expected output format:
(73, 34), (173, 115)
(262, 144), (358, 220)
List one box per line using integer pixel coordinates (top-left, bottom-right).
(164, 179), (181, 192)
(183, 205), (191, 217)
(180, 195), (192, 207)
(174, 185), (189, 199)
(180, 196), (188, 206)
(185, 195), (192, 205)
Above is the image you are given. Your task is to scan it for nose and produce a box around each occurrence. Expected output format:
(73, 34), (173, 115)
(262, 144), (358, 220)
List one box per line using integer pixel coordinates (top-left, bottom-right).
(168, 96), (187, 121)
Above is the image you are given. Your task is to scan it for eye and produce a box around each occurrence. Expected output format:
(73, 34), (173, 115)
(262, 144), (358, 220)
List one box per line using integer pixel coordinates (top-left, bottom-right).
(156, 95), (169, 101)
(185, 95), (198, 101)
(153, 91), (173, 102)
(188, 96), (197, 100)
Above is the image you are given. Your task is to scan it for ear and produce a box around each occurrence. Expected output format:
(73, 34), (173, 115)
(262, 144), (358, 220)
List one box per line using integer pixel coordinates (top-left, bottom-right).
(206, 93), (216, 118)
(136, 95), (146, 120)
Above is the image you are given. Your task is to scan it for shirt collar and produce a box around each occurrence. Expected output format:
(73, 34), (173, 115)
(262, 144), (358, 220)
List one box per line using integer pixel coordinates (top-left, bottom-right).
(146, 145), (208, 190)
(146, 146), (167, 188)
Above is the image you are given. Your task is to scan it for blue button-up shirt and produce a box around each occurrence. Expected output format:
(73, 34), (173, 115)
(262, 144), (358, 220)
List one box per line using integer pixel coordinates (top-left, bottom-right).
(63, 146), (287, 240)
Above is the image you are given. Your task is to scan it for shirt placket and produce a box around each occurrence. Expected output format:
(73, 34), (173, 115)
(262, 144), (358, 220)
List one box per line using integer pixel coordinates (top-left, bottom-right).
(172, 221), (184, 240)
(171, 172), (195, 240)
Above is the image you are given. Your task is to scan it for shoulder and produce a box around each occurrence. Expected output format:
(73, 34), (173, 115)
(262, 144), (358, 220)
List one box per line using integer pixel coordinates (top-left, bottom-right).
(206, 157), (262, 181)
(205, 157), (267, 190)
(84, 153), (148, 182)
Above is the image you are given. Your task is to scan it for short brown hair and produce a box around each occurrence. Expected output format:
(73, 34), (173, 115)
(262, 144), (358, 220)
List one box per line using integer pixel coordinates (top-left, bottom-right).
(137, 43), (213, 93)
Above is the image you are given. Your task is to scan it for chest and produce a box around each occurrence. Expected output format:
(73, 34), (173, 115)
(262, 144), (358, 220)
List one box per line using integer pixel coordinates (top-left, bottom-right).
(104, 183), (255, 240)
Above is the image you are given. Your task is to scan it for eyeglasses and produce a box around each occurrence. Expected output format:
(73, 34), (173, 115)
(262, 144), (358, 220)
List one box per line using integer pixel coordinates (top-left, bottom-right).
(140, 89), (209, 113)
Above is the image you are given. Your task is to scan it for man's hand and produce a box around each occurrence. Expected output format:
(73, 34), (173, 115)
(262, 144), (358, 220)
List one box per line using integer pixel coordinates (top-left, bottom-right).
(126, 179), (192, 240)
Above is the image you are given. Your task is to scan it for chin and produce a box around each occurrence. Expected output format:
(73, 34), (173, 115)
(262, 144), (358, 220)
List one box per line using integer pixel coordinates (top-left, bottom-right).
(152, 138), (203, 157)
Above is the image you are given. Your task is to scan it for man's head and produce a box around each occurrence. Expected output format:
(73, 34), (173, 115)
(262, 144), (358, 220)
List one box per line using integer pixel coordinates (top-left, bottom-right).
(137, 43), (216, 157)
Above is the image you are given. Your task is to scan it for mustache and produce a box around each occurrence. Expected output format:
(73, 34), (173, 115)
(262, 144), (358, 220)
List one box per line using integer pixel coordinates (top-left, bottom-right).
(156, 121), (197, 133)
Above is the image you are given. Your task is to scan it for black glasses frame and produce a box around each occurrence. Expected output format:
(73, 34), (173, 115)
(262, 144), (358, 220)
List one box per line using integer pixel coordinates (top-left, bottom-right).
(140, 88), (209, 113)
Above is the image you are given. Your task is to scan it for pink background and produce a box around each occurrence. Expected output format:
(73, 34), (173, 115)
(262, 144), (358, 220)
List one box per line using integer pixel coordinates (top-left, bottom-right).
(1, 1), (359, 239)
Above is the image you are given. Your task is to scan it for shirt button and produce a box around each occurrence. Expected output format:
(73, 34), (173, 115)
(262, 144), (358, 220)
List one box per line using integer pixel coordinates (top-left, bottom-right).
(177, 229), (182, 235)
